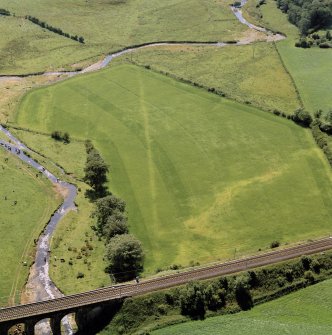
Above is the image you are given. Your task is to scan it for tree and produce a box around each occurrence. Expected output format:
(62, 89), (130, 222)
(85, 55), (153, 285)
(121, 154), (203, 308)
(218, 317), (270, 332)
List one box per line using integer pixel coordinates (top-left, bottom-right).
(204, 283), (226, 311)
(105, 234), (144, 282)
(84, 145), (109, 197)
(180, 281), (206, 319)
(94, 195), (126, 233)
(292, 108), (313, 127)
(63, 132), (70, 143)
(234, 276), (253, 310)
(104, 210), (129, 240)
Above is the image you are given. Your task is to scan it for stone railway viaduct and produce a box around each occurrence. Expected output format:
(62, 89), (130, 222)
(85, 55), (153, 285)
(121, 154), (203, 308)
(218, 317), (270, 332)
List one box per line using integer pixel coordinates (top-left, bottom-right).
(1, 236), (332, 334)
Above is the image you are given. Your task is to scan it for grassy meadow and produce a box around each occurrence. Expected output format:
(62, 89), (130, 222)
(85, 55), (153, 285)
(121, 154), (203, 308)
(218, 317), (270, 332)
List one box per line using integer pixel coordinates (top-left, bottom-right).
(243, 0), (332, 114)
(13, 64), (332, 274)
(0, 0), (246, 74)
(152, 278), (332, 335)
(0, 148), (60, 306)
(49, 183), (111, 294)
(123, 42), (300, 114)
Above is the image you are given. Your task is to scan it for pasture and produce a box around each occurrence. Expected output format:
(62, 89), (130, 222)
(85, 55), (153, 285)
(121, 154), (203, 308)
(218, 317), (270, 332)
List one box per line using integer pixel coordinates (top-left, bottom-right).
(0, 0), (246, 74)
(124, 41), (300, 114)
(13, 64), (332, 274)
(243, 0), (332, 114)
(152, 278), (332, 335)
(0, 148), (60, 305)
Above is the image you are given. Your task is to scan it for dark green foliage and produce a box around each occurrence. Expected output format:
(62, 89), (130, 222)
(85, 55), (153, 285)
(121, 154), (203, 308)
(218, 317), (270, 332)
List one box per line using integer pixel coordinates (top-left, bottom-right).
(180, 282), (206, 319)
(51, 130), (70, 143)
(270, 240), (280, 248)
(276, 0), (332, 35)
(105, 234), (144, 282)
(311, 259), (321, 274)
(234, 276), (253, 310)
(93, 195), (126, 234)
(247, 270), (260, 288)
(104, 210), (129, 241)
(311, 120), (332, 166)
(304, 270), (315, 283)
(204, 283), (226, 311)
(84, 141), (109, 197)
(301, 256), (312, 270)
(0, 8), (10, 16)
(25, 15), (85, 43)
(291, 108), (313, 127)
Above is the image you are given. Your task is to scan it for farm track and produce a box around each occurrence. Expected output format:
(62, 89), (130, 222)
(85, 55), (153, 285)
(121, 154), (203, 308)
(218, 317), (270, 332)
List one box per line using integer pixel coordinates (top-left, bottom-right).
(1, 236), (332, 322)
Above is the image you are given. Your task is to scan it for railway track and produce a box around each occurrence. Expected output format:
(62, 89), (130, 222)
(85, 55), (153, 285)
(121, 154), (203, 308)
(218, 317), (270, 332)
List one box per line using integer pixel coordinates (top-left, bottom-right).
(1, 236), (332, 323)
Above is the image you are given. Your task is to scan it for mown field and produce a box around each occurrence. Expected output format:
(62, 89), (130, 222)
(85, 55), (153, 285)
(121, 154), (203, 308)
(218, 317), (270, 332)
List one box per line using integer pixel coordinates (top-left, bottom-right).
(152, 278), (332, 335)
(0, 0), (247, 74)
(0, 147), (60, 306)
(243, 0), (332, 114)
(123, 41), (300, 114)
(13, 64), (332, 275)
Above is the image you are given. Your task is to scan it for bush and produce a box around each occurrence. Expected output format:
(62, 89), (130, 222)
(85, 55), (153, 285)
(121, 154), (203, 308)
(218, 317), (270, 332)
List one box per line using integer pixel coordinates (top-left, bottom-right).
(301, 256), (312, 270)
(319, 42), (331, 48)
(291, 108), (313, 127)
(234, 276), (253, 310)
(270, 240), (280, 248)
(304, 270), (315, 284)
(77, 272), (85, 279)
(311, 259), (321, 274)
(204, 283), (226, 311)
(180, 281), (206, 319)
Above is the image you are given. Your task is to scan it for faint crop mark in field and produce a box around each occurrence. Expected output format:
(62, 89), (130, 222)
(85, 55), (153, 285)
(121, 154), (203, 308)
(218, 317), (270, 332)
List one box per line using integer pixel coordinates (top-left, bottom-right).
(184, 168), (284, 237)
(139, 73), (158, 226)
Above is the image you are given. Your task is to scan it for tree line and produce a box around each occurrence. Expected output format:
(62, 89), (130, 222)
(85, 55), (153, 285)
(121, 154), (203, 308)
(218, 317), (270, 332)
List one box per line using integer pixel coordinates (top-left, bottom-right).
(276, 0), (332, 35)
(83, 140), (144, 282)
(26, 15), (84, 43)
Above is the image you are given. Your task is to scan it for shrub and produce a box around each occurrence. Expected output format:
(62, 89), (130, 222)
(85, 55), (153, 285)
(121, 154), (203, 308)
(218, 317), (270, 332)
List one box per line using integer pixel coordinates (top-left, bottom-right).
(285, 269), (293, 282)
(270, 240), (280, 248)
(301, 256), (312, 270)
(304, 270), (315, 284)
(291, 108), (313, 127)
(77, 272), (85, 279)
(180, 282), (206, 319)
(311, 259), (321, 274)
(204, 283), (226, 311)
(234, 276), (253, 310)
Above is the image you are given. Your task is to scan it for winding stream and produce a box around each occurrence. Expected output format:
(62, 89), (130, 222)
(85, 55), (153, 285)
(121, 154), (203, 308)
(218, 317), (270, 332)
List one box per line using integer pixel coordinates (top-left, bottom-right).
(0, 1), (284, 333)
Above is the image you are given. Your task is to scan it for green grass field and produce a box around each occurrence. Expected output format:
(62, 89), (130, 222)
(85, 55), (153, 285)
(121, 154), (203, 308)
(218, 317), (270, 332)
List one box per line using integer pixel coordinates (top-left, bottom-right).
(0, 0), (246, 74)
(13, 64), (332, 274)
(49, 183), (111, 294)
(152, 278), (332, 335)
(0, 148), (60, 306)
(243, 0), (332, 114)
(124, 41), (300, 114)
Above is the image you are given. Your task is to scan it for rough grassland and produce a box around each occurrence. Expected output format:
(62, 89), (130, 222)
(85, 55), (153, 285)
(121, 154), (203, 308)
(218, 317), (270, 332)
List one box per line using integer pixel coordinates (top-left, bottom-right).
(49, 184), (110, 295)
(0, 148), (60, 305)
(152, 278), (332, 335)
(124, 42), (300, 114)
(244, 0), (332, 114)
(14, 64), (332, 274)
(0, 0), (246, 74)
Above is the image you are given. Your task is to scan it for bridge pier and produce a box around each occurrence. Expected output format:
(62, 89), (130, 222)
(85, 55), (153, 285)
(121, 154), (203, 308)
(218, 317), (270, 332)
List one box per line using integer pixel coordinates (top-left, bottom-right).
(50, 314), (63, 335)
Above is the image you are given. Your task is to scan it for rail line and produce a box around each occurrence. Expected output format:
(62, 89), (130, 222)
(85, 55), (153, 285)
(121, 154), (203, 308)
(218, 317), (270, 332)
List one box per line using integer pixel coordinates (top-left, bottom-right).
(1, 236), (332, 323)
